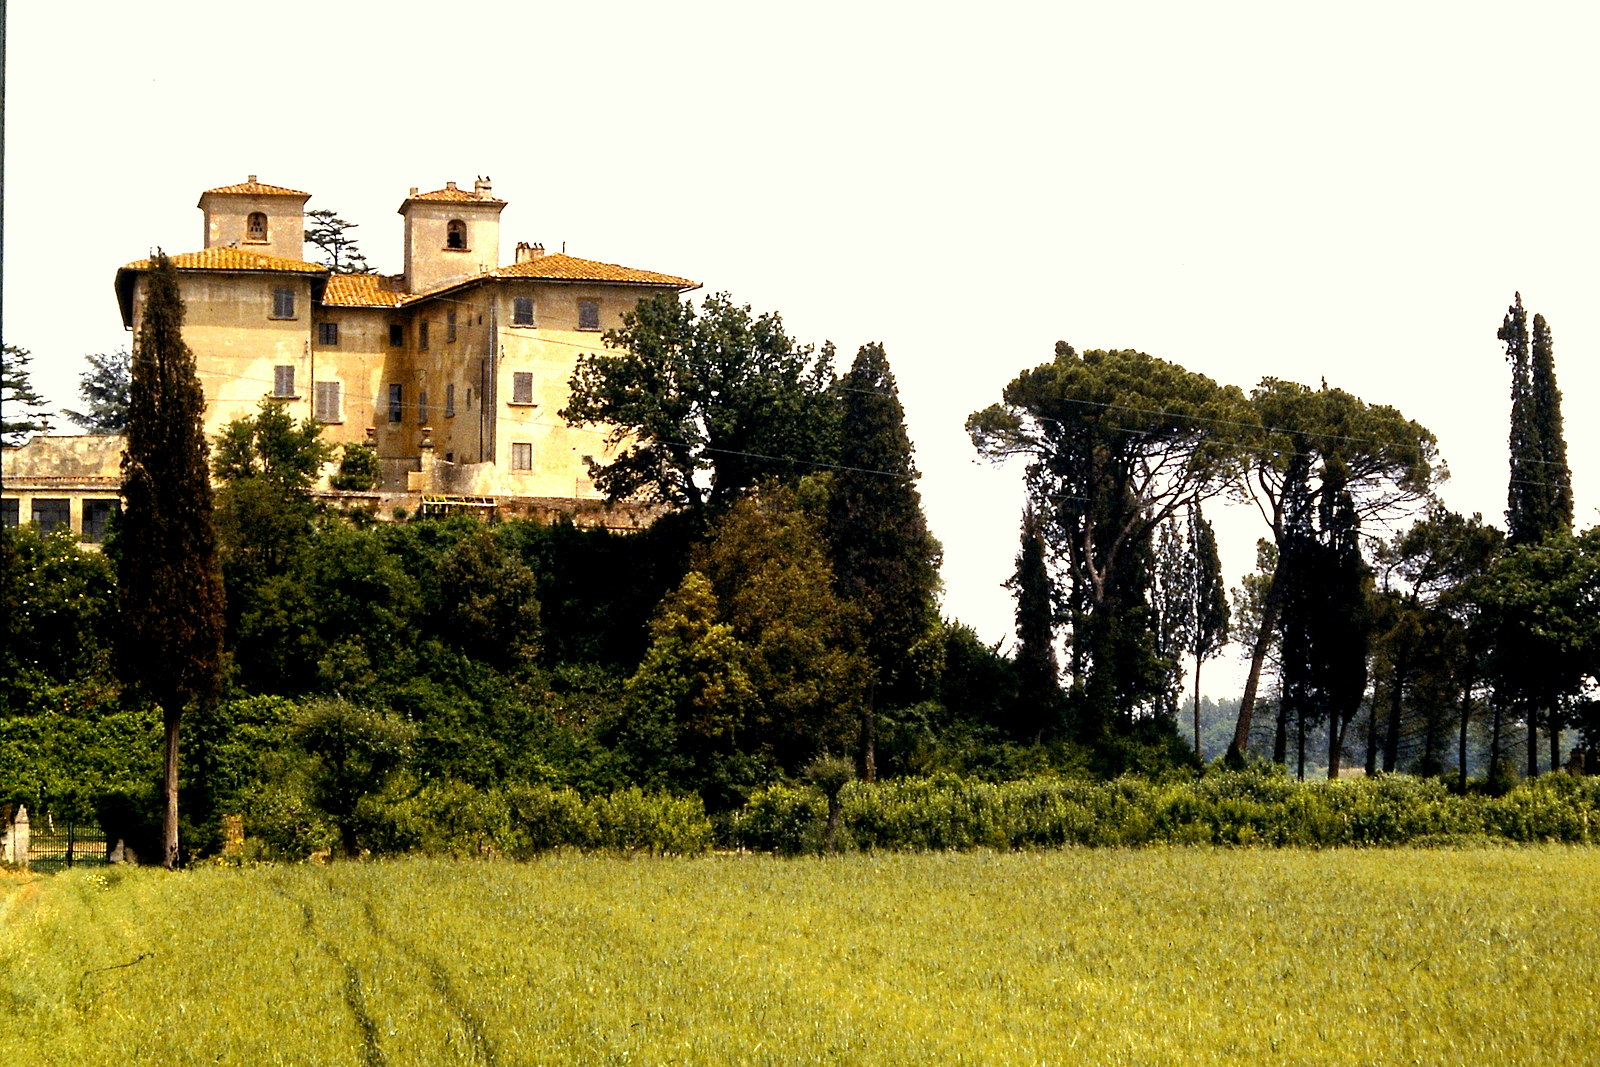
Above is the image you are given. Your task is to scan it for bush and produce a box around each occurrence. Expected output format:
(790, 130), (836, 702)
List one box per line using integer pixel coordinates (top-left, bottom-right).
(590, 788), (713, 854)
(735, 784), (828, 854)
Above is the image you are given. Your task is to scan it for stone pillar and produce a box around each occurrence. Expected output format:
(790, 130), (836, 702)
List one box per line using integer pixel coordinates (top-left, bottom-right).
(2, 805), (29, 867)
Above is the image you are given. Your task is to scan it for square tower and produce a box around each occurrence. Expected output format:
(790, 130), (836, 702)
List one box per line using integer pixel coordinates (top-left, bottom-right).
(399, 178), (506, 294)
(197, 176), (312, 260)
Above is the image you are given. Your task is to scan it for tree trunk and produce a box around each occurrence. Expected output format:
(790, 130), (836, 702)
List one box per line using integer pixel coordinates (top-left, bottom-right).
(1230, 597), (1281, 762)
(1295, 707), (1306, 781)
(1527, 705), (1539, 779)
(1382, 655), (1406, 774)
(1272, 699), (1287, 766)
(1488, 699), (1504, 786)
(162, 706), (181, 869)
(1327, 712), (1343, 780)
(1550, 702), (1561, 777)
(1192, 658), (1204, 761)
(859, 689), (877, 784)
(1457, 685), (1472, 793)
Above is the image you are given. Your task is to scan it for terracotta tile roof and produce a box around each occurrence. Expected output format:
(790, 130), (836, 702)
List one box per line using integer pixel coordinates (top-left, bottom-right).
(492, 253), (697, 289)
(323, 273), (411, 307)
(121, 248), (328, 274)
(407, 186), (505, 204)
(201, 177), (311, 197)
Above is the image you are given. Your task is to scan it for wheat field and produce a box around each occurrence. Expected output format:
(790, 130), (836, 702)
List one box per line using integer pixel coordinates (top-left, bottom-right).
(3, 849), (1596, 1065)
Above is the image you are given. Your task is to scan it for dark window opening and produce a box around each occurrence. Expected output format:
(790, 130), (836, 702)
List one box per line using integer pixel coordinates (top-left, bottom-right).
(513, 297), (535, 326)
(447, 310), (457, 343)
(419, 321), (430, 351)
(578, 299), (600, 331)
(446, 220), (467, 249)
(389, 384), (404, 423)
(389, 323), (404, 347)
(271, 287), (295, 319)
(32, 498), (70, 534)
(2, 499), (20, 528)
(83, 499), (119, 543)
(318, 322), (339, 346)
(246, 212), (268, 242)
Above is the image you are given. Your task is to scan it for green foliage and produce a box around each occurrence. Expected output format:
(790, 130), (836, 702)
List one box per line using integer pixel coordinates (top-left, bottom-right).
(827, 343), (943, 707)
(118, 252), (225, 867)
(304, 208), (376, 273)
(562, 292), (840, 509)
(212, 399), (332, 490)
(0, 525), (119, 702)
(971, 344), (1250, 739)
(434, 529), (541, 670)
(329, 442), (380, 491)
(0, 343), (52, 444)
(291, 698), (419, 856)
(61, 348), (131, 433)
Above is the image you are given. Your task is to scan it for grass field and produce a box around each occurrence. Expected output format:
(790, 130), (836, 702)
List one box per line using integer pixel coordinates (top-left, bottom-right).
(3, 849), (1597, 1065)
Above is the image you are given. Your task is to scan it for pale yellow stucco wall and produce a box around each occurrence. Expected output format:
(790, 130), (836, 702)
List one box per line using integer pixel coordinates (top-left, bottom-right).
(199, 192), (308, 260)
(401, 200), (503, 295)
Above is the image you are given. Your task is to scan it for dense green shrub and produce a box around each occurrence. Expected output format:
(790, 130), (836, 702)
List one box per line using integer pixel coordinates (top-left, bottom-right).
(735, 783), (828, 854)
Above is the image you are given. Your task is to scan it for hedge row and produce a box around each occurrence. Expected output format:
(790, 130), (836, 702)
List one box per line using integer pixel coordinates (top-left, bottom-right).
(731, 770), (1600, 854)
(240, 770), (1598, 860)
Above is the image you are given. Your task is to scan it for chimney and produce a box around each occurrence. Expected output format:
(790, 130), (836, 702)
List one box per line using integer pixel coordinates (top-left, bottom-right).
(409, 186), (419, 197)
(445, 180), (458, 192)
(515, 241), (545, 264)
(474, 176), (493, 199)
(247, 174), (258, 184)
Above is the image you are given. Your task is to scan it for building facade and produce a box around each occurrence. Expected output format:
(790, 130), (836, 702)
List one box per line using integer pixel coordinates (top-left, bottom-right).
(2, 175), (698, 534)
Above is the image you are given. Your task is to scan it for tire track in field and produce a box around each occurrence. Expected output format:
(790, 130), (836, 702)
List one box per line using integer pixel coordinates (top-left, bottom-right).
(355, 896), (498, 1067)
(270, 881), (386, 1067)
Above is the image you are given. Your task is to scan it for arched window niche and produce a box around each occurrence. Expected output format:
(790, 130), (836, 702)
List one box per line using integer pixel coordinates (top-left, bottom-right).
(246, 212), (268, 243)
(446, 219), (467, 250)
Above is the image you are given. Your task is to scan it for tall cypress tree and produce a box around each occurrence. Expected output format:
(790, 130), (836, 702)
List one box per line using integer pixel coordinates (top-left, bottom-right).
(1187, 505), (1231, 760)
(827, 343), (942, 780)
(1008, 505), (1060, 742)
(1498, 294), (1574, 776)
(118, 252), (225, 868)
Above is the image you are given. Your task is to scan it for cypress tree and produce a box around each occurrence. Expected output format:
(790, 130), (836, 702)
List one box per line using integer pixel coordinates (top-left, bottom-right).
(1187, 505), (1231, 760)
(827, 343), (942, 779)
(1498, 294), (1574, 776)
(117, 252), (225, 868)
(1008, 505), (1060, 742)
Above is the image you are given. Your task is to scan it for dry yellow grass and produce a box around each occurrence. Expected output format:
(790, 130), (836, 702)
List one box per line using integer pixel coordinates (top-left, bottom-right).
(2, 849), (1596, 1064)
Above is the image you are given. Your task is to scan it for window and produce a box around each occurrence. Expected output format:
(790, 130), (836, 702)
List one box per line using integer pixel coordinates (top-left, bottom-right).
(446, 219), (467, 249)
(419, 321), (430, 351)
(511, 372), (534, 405)
(314, 381), (342, 423)
(388, 384), (404, 423)
(1, 499), (19, 528)
(577, 299), (600, 331)
(445, 383), (456, 417)
(32, 498), (70, 534)
(447, 310), (457, 343)
(389, 323), (404, 347)
(510, 442), (533, 470)
(419, 390), (430, 424)
(271, 287), (296, 319)
(512, 297), (535, 326)
(274, 365), (296, 397)
(83, 499), (119, 543)
(246, 212), (268, 242)
(317, 322), (339, 346)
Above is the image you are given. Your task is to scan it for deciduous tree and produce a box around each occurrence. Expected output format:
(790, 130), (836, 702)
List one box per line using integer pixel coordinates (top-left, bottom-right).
(117, 253), (225, 868)
(562, 293), (840, 511)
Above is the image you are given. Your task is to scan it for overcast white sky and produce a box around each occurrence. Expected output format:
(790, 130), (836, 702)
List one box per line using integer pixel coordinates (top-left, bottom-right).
(6, 2), (1598, 693)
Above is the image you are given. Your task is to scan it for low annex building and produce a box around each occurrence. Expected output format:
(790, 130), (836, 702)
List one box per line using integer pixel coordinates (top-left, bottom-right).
(2, 175), (698, 534)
